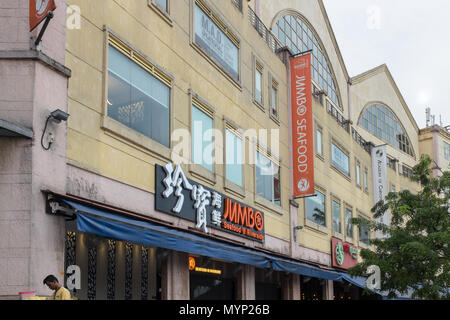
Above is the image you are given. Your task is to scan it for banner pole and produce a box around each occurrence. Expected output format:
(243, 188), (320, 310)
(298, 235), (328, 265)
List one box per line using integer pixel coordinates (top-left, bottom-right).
(35, 11), (54, 46)
(293, 194), (317, 200)
(290, 49), (313, 58)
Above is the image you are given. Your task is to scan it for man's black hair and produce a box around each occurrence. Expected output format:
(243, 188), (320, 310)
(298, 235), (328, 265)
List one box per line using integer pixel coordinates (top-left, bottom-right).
(43, 275), (59, 284)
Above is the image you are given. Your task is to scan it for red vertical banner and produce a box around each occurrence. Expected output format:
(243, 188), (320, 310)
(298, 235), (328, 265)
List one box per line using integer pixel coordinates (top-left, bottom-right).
(290, 54), (314, 198)
(29, 0), (56, 32)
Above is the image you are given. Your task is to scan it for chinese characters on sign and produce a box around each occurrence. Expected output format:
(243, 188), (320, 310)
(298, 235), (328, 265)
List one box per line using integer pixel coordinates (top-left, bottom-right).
(156, 163), (265, 242)
(191, 185), (210, 233)
(161, 162), (193, 213)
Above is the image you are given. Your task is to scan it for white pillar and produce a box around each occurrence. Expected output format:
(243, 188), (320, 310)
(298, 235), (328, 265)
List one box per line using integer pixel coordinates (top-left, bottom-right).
(236, 265), (255, 300)
(322, 280), (334, 300)
(161, 251), (189, 300)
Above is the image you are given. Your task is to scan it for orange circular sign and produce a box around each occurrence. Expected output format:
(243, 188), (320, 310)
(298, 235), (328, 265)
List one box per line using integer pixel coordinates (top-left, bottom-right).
(188, 257), (196, 271)
(254, 211), (264, 231)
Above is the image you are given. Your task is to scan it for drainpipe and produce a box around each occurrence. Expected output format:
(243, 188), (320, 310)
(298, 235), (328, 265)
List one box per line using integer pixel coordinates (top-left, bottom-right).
(347, 79), (352, 124)
(276, 45), (297, 256)
(286, 50), (296, 256)
(255, 0), (260, 17)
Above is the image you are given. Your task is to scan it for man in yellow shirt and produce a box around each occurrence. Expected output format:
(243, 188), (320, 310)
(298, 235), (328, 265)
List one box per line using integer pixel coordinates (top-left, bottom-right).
(43, 275), (71, 300)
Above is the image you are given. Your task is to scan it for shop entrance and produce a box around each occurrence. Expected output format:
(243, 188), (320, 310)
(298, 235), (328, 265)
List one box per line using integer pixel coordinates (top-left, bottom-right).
(189, 257), (236, 300)
(255, 268), (282, 300)
(300, 276), (324, 300)
(64, 230), (162, 300)
(333, 281), (382, 300)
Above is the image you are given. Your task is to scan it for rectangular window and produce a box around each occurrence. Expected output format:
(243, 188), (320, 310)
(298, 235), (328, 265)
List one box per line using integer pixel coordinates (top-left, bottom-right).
(363, 169), (368, 192)
(359, 216), (370, 245)
(154, 0), (168, 12)
(192, 105), (213, 172)
(331, 142), (349, 176)
(270, 78), (279, 118)
(355, 162), (361, 186)
(316, 129), (323, 156)
(401, 165), (414, 179)
(255, 151), (280, 205)
(107, 45), (170, 148)
(444, 141), (450, 161)
(254, 60), (263, 106)
(345, 207), (353, 238)
(332, 200), (341, 233)
(194, 2), (239, 82)
(225, 128), (243, 187)
(255, 69), (262, 103)
(387, 156), (396, 171)
(305, 190), (326, 227)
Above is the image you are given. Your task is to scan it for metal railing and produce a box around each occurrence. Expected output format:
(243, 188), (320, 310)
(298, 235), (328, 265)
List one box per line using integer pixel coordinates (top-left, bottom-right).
(230, 0), (242, 12)
(400, 165), (414, 180)
(326, 100), (350, 133)
(245, 2), (375, 157)
(351, 127), (371, 154)
(248, 6), (283, 55)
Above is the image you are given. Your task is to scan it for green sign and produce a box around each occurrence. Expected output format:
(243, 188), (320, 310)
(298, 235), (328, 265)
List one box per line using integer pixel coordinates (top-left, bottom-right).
(335, 242), (344, 266)
(349, 247), (358, 259)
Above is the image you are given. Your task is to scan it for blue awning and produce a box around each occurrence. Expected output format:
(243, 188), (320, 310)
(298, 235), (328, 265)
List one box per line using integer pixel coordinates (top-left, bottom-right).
(338, 273), (416, 300)
(273, 260), (342, 281)
(339, 273), (376, 292)
(60, 198), (342, 281)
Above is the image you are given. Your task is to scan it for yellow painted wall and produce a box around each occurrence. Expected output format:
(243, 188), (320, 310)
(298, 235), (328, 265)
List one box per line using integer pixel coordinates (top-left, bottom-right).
(66, 0), (291, 241)
(249, 0), (377, 254)
(65, 0), (426, 257)
(296, 96), (374, 254)
(419, 126), (450, 175)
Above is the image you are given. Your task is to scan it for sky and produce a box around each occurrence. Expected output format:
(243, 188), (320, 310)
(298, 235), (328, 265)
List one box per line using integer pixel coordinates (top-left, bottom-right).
(322, 0), (450, 129)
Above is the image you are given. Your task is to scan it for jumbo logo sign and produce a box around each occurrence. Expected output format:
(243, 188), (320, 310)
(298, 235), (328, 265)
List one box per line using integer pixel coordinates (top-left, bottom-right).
(290, 53), (314, 198)
(222, 198), (264, 241)
(155, 163), (265, 242)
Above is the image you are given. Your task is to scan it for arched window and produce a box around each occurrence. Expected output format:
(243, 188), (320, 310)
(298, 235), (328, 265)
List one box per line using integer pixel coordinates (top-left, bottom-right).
(272, 13), (341, 108)
(358, 103), (415, 157)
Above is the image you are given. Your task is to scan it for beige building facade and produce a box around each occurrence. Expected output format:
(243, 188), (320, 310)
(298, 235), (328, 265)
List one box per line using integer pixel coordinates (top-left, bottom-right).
(1, 0), (444, 300)
(419, 125), (450, 177)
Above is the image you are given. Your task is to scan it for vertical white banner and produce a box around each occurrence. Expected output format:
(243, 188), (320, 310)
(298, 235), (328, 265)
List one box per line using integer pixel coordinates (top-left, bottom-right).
(371, 145), (388, 238)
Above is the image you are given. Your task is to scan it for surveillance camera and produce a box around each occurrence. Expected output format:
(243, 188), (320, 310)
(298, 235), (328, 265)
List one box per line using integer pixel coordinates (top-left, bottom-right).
(50, 109), (70, 123)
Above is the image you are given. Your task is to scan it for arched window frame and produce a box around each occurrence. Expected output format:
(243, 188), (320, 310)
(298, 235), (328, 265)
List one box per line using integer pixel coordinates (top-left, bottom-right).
(358, 102), (416, 158)
(271, 10), (343, 110)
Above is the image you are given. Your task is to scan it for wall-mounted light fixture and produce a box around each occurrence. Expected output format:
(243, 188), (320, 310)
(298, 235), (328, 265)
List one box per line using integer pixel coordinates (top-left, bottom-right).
(41, 109), (70, 150)
(293, 225), (303, 243)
